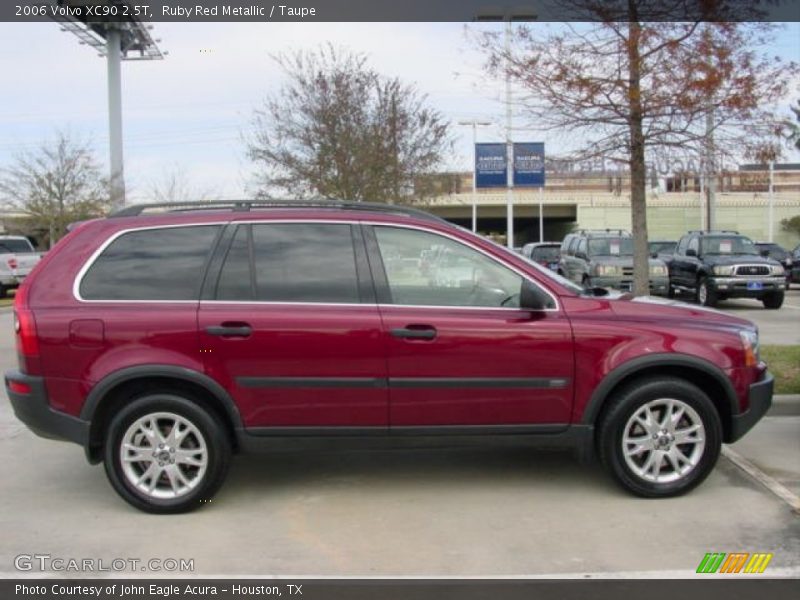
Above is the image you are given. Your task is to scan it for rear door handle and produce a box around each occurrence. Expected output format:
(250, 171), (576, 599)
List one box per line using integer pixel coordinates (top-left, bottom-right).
(391, 326), (437, 340)
(205, 324), (252, 337)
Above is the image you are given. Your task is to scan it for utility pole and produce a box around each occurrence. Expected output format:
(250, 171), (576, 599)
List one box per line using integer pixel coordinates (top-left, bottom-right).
(768, 160), (774, 242)
(505, 18), (514, 248)
(107, 26), (125, 210)
(705, 105), (716, 231)
(458, 120), (492, 233)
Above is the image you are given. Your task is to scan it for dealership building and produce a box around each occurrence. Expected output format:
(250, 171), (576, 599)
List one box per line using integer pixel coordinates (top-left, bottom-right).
(422, 163), (800, 248)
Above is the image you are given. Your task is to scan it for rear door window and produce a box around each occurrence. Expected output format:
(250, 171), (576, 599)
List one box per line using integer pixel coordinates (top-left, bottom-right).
(215, 223), (361, 304)
(79, 225), (221, 301)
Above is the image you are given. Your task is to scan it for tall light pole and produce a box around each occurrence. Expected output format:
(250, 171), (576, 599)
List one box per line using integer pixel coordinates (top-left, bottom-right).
(53, 1), (165, 211)
(475, 10), (537, 248)
(504, 18), (515, 248)
(459, 120), (492, 233)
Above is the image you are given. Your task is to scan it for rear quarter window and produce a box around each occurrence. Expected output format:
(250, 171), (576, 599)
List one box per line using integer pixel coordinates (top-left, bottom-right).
(79, 225), (221, 301)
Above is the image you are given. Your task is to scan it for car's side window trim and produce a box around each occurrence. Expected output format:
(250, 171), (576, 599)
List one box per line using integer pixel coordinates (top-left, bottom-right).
(74, 222), (226, 304)
(210, 221), (367, 305)
(363, 223), (560, 312)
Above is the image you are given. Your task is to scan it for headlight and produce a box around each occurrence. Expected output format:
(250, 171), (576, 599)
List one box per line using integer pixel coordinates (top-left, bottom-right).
(649, 265), (667, 276)
(712, 265), (734, 276)
(595, 265), (622, 276)
(739, 329), (760, 367)
(771, 265), (785, 276)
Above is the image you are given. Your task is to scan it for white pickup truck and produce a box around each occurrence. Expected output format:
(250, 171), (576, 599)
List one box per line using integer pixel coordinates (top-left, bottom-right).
(0, 236), (43, 298)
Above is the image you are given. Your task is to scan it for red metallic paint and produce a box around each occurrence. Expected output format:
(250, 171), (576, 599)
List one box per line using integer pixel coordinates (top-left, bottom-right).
(16, 208), (763, 430)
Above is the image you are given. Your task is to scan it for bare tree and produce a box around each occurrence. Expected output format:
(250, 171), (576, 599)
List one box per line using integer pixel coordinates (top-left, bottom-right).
(0, 132), (109, 247)
(479, 3), (796, 295)
(147, 166), (217, 204)
(246, 45), (452, 203)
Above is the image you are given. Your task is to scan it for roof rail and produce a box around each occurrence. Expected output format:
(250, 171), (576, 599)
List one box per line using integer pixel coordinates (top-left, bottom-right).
(109, 199), (450, 224)
(686, 229), (740, 235)
(575, 228), (630, 236)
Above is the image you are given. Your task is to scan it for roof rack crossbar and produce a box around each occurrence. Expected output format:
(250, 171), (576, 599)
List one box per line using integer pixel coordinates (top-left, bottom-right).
(109, 199), (448, 224)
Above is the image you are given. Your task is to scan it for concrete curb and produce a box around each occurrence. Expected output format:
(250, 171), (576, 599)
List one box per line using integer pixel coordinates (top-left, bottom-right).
(769, 394), (800, 417)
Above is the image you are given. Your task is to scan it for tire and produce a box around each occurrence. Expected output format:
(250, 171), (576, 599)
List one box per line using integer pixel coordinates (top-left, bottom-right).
(696, 276), (717, 307)
(582, 275), (592, 289)
(597, 377), (722, 498)
(0, 285), (6, 299)
(762, 291), (784, 310)
(666, 282), (676, 299)
(103, 393), (231, 513)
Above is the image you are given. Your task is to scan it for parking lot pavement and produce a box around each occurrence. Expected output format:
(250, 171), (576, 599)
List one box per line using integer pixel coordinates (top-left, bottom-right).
(0, 312), (798, 578)
(686, 288), (800, 346)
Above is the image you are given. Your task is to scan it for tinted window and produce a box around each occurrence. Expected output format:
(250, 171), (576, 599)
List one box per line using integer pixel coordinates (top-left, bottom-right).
(216, 226), (253, 300)
(531, 246), (560, 262)
(216, 223), (360, 303)
(649, 242), (676, 254)
(0, 238), (34, 253)
(80, 226), (220, 301)
(374, 226), (526, 308)
(587, 237), (633, 256)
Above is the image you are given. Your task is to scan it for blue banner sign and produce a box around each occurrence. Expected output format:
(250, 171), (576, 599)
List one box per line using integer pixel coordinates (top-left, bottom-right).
(475, 143), (508, 189)
(513, 142), (545, 187)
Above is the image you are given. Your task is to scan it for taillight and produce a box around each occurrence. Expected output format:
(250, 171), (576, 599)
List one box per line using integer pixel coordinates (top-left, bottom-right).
(13, 283), (40, 374)
(7, 257), (17, 270)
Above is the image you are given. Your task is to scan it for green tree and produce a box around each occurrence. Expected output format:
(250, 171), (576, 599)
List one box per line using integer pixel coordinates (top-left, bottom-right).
(247, 45), (451, 203)
(0, 132), (110, 247)
(781, 215), (800, 237)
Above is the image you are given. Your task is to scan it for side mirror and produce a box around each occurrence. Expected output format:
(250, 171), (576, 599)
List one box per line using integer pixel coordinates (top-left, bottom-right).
(575, 251), (588, 261)
(520, 280), (554, 311)
(651, 252), (659, 259)
(686, 248), (697, 257)
(760, 249), (770, 258)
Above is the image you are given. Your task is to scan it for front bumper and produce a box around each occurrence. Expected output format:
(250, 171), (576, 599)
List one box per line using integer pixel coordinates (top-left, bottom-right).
(709, 276), (784, 297)
(728, 372), (774, 443)
(4, 370), (89, 446)
(590, 276), (669, 295)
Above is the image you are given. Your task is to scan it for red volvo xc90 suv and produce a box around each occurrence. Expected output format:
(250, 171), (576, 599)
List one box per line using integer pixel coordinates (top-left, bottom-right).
(5, 201), (772, 512)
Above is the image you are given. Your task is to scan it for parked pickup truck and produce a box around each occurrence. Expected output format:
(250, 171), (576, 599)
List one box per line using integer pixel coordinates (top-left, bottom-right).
(0, 236), (43, 298)
(668, 230), (785, 309)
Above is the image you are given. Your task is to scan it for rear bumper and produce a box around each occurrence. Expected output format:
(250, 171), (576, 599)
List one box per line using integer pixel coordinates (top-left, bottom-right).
(4, 370), (89, 446)
(728, 372), (773, 443)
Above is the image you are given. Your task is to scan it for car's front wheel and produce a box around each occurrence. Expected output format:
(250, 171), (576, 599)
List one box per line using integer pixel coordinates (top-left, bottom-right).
(696, 277), (718, 307)
(598, 377), (722, 497)
(103, 393), (231, 513)
(762, 291), (784, 309)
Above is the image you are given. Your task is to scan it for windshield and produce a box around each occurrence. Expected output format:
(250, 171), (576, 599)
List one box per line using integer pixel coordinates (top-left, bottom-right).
(0, 238), (34, 253)
(649, 241), (676, 254)
(531, 246), (560, 262)
(701, 236), (758, 256)
(588, 237), (633, 257)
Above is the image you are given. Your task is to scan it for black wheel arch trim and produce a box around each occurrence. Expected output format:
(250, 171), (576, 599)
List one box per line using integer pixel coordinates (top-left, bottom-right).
(80, 365), (245, 431)
(581, 353), (739, 425)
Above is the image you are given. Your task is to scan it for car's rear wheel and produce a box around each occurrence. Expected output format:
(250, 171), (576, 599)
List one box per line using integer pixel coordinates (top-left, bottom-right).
(598, 377), (722, 497)
(762, 291), (784, 309)
(103, 393), (231, 513)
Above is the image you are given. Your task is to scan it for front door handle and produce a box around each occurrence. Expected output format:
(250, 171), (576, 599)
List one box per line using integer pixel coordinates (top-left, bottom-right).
(205, 324), (252, 337)
(391, 326), (437, 340)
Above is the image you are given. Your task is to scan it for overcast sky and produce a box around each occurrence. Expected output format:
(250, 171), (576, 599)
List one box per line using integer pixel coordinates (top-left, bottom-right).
(0, 21), (798, 201)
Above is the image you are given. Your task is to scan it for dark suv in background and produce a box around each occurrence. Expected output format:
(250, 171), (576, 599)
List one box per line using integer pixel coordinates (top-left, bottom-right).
(559, 230), (668, 294)
(669, 231), (786, 308)
(6, 201), (773, 512)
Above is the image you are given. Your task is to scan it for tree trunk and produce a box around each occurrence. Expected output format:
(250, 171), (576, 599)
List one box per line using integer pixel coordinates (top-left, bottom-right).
(627, 16), (650, 297)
